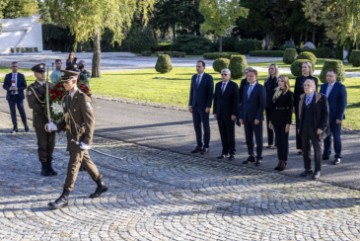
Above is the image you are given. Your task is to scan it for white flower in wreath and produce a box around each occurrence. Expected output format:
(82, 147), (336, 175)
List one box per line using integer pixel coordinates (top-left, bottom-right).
(51, 102), (63, 115)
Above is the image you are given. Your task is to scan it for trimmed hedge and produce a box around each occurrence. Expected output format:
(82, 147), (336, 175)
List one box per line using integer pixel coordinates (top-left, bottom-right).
(302, 48), (334, 58)
(229, 55), (248, 79)
(290, 59), (310, 77)
(171, 35), (214, 55)
(283, 48), (298, 64)
(155, 54), (173, 73)
(203, 52), (239, 59)
(349, 50), (360, 67)
(157, 51), (186, 58)
(152, 42), (172, 52)
(296, 51), (317, 65)
(213, 58), (230, 73)
(319, 60), (345, 83)
(235, 39), (262, 54)
(248, 50), (284, 57)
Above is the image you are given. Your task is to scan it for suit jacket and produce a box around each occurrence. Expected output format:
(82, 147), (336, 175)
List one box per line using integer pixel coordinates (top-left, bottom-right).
(298, 92), (329, 135)
(2, 72), (27, 101)
(320, 81), (347, 121)
(264, 76), (278, 109)
(239, 82), (266, 123)
(294, 75), (318, 110)
(270, 90), (293, 126)
(213, 80), (239, 120)
(57, 90), (95, 152)
(188, 72), (214, 110)
(26, 81), (53, 128)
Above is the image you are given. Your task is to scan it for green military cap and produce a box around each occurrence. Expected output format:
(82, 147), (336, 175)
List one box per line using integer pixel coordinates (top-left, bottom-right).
(31, 63), (46, 73)
(60, 70), (79, 81)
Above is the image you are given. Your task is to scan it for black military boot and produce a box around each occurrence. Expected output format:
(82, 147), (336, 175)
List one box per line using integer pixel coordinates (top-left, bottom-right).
(48, 189), (70, 210)
(90, 177), (108, 198)
(41, 162), (51, 176)
(47, 159), (58, 176)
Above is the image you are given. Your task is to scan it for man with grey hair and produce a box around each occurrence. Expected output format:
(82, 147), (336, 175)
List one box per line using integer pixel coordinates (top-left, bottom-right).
(213, 68), (239, 160)
(298, 79), (329, 180)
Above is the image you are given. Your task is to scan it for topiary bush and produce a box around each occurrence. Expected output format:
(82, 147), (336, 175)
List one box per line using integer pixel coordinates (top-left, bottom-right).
(171, 35), (214, 55)
(235, 39), (262, 54)
(319, 59), (345, 83)
(283, 48), (298, 64)
(249, 50), (284, 57)
(203, 52), (239, 59)
(296, 51), (317, 66)
(213, 58), (230, 73)
(155, 54), (173, 73)
(349, 50), (360, 67)
(228, 55), (248, 79)
(290, 59), (310, 77)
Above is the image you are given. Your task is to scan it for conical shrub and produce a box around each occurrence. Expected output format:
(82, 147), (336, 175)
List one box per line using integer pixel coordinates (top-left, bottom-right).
(155, 54), (172, 73)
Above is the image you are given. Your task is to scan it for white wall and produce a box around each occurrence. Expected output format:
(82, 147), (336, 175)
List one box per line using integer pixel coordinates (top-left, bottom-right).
(0, 15), (43, 54)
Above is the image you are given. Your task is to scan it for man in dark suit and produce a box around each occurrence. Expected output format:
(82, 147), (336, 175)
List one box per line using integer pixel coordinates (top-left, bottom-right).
(240, 68), (266, 166)
(213, 68), (239, 160)
(320, 70), (347, 165)
(188, 60), (214, 154)
(2, 62), (29, 133)
(298, 79), (329, 180)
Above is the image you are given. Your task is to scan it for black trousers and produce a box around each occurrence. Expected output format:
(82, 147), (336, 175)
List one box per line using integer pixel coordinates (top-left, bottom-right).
(8, 95), (27, 129)
(295, 110), (302, 150)
(192, 108), (210, 148)
(244, 121), (263, 159)
(301, 126), (322, 172)
(265, 108), (274, 146)
(273, 124), (289, 161)
(217, 117), (236, 155)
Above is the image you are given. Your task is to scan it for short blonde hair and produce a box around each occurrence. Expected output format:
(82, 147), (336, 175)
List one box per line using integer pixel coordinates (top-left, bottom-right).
(302, 62), (314, 75)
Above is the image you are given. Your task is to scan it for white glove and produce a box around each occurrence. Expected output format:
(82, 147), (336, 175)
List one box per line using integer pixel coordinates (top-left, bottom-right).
(47, 121), (58, 132)
(80, 142), (90, 150)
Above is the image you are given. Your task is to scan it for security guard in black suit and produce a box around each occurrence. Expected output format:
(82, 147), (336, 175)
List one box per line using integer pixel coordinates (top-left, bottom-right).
(26, 63), (57, 176)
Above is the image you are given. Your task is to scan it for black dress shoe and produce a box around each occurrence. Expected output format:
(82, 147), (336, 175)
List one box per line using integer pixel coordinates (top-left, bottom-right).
(300, 170), (313, 177)
(322, 156), (329, 161)
(255, 158), (262, 166)
(242, 155), (255, 164)
(24, 126), (29, 132)
(333, 158), (341, 165)
(191, 146), (202, 154)
(217, 154), (228, 159)
(201, 148), (209, 155)
(228, 155), (235, 161)
(297, 150), (303, 155)
(11, 128), (18, 134)
(312, 171), (321, 180)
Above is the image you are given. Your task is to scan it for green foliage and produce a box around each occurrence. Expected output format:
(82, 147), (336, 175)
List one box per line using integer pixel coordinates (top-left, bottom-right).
(319, 59), (345, 83)
(203, 52), (239, 59)
(171, 35), (214, 55)
(42, 24), (75, 52)
(212, 58), (230, 73)
(296, 51), (317, 65)
(349, 50), (360, 67)
(290, 59), (310, 77)
(122, 26), (157, 53)
(218, 37), (237, 52)
(228, 55), (248, 79)
(249, 50), (284, 57)
(301, 48), (335, 58)
(283, 48), (298, 64)
(153, 42), (172, 52)
(235, 39), (262, 54)
(2, 0), (38, 18)
(156, 51), (186, 58)
(155, 54), (173, 73)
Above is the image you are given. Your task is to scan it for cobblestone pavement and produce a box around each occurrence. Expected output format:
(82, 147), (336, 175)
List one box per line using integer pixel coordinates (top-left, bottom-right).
(1, 126), (360, 240)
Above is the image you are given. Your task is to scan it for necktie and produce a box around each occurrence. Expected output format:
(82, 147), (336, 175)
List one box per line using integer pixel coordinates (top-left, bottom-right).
(306, 95), (312, 106)
(196, 75), (201, 87)
(247, 85), (254, 98)
(221, 82), (226, 94)
(326, 84), (333, 97)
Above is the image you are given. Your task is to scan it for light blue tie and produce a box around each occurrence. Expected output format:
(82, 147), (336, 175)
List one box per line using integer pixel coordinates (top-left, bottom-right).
(326, 84), (333, 97)
(196, 75), (201, 87)
(247, 85), (254, 98)
(306, 95), (312, 106)
(221, 82), (226, 94)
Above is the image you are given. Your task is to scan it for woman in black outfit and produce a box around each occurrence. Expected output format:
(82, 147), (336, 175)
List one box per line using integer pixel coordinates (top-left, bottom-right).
(293, 61), (318, 155)
(264, 63), (279, 148)
(269, 75), (293, 171)
(65, 51), (77, 70)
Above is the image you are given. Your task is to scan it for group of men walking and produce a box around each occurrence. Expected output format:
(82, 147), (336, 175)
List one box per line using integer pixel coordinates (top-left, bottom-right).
(188, 60), (347, 180)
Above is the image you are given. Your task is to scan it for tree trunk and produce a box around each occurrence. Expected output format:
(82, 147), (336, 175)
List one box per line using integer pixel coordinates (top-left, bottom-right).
(92, 29), (101, 78)
(265, 34), (270, 50)
(219, 36), (223, 53)
(312, 28), (316, 45)
(172, 24), (176, 40)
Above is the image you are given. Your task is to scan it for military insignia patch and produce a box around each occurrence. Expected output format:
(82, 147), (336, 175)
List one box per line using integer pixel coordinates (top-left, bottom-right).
(61, 72), (65, 76)
(40, 64), (44, 68)
(27, 90), (32, 95)
(86, 102), (93, 111)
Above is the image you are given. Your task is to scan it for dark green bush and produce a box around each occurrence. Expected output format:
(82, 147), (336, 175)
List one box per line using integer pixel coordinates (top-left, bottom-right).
(155, 54), (173, 73)
(203, 52), (239, 59)
(152, 42), (172, 52)
(283, 48), (298, 64)
(141, 51), (152, 56)
(213, 58), (230, 73)
(349, 50), (360, 67)
(302, 47), (334, 58)
(248, 50), (284, 57)
(122, 27), (157, 53)
(290, 59), (310, 77)
(235, 39), (262, 54)
(229, 55), (248, 79)
(171, 35), (214, 55)
(319, 60), (345, 83)
(156, 51), (186, 58)
(296, 51), (317, 65)
(217, 37), (237, 52)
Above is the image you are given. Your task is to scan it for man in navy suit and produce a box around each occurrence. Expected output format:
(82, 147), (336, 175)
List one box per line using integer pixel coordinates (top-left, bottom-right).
(188, 60), (214, 154)
(2, 62), (29, 133)
(320, 70), (347, 165)
(213, 68), (239, 160)
(240, 68), (266, 166)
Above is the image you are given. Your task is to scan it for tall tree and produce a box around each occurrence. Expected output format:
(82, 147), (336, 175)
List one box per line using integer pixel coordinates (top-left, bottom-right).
(2, 0), (38, 19)
(47, 0), (155, 77)
(199, 0), (248, 52)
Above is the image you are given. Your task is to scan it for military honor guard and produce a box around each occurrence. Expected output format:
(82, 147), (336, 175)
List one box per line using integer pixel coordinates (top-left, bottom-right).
(26, 63), (57, 176)
(48, 70), (108, 210)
